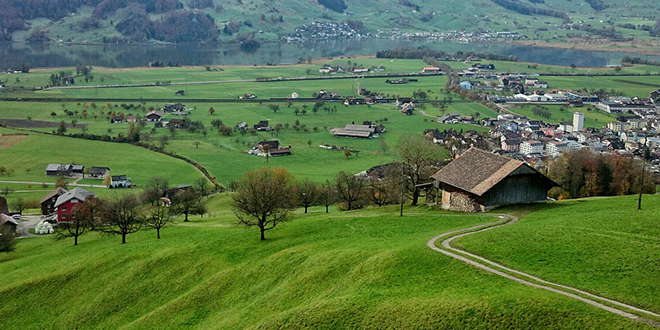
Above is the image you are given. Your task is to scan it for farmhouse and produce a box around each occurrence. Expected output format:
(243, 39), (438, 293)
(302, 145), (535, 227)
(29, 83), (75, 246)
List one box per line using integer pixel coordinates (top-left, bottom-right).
(422, 67), (440, 73)
(145, 111), (163, 122)
(46, 164), (73, 176)
(167, 118), (187, 129)
(109, 175), (132, 188)
(89, 166), (110, 178)
(54, 188), (96, 222)
(40, 187), (68, 215)
(431, 147), (556, 212)
(163, 103), (186, 113)
(162, 185), (192, 201)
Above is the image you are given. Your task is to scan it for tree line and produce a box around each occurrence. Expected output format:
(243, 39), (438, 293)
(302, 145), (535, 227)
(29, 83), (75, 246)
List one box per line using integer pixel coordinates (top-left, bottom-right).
(232, 135), (444, 240)
(548, 149), (656, 199)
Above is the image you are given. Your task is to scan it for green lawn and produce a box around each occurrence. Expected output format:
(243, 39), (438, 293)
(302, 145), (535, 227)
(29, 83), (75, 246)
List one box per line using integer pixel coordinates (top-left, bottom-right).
(0, 198), (654, 330)
(455, 194), (660, 314)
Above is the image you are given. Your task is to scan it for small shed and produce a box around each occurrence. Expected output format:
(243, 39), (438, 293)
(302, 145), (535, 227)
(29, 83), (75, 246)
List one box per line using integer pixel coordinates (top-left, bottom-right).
(431, 147), (556, 212)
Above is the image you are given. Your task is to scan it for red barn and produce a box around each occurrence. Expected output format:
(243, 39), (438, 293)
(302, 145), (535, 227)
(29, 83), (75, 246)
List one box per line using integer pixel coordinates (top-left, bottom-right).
(54, 188), (96, 222)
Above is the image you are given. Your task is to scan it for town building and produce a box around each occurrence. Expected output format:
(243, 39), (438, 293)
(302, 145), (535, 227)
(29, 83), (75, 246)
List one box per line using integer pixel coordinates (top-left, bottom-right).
(520, 140), (544, 155)
(573, 112), (584, 132)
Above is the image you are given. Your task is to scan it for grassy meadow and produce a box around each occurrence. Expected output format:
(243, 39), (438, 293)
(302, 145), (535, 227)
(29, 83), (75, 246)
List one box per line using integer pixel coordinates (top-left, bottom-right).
(455, 195), (660, 314)
(0, 198), (656, 329)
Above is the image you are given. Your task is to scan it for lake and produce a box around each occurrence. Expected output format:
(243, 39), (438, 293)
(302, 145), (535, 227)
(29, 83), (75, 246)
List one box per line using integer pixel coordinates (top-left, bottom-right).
(1, 39), (659, 70)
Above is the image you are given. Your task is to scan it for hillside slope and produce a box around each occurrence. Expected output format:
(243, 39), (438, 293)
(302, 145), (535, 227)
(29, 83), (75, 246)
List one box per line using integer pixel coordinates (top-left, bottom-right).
(2, 0), (659, 43)
(0, 200), (658, 329)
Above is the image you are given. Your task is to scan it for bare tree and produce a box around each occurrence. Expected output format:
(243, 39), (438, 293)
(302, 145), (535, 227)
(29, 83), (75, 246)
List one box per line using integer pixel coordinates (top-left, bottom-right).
(141, 176), (169, 205)
(397, 135), (442, 205)
(145, 204), (172, 239)
(231, 168), (297, 240)
(335, 171), (367, 210)
(57, 196), (102, 246)
(317, 180), (336, 213)
(194, 177), (210, 196)
(172, 188), (206, 222)
(297, 180), (318, 213)
(98, 195), (143, 244)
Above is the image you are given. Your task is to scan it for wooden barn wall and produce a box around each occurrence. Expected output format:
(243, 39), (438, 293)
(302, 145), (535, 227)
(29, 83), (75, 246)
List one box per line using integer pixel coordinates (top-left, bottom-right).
(483, 174), (549, 207)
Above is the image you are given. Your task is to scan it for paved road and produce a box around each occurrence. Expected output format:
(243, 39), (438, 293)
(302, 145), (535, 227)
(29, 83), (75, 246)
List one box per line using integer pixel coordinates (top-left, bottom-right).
(428, 214), (660, 328)
(16, 215), (44, 238)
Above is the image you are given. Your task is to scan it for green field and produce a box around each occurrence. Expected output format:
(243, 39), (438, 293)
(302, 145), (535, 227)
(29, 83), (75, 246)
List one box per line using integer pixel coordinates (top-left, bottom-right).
(0, 99), (490, 185)
(0, 126), (207, 187)
(1, 196), (656, 329)
(455, 195), (660, 314)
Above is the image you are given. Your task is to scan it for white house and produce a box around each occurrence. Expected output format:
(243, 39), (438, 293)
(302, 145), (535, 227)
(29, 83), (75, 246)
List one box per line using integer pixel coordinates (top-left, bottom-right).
(520, 140), (544, 155)
(546, 141), (570, 157)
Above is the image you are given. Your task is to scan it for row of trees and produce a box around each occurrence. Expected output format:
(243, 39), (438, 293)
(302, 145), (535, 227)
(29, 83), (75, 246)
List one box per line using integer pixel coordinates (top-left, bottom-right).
(232, 135), (444, 240)
(548, 149), (656, 199)
(58, 177), (208, 246)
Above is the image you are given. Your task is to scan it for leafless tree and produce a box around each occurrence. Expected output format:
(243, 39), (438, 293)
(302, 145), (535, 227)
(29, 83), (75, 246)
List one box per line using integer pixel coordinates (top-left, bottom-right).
(141, 176), (169, 205)
(297, 180), (318, 213)
(145, 204), (172, 239)
(335, 171), (367, 210)
(98, 195), (144, 244)
(316, 180), (336, 213)
(397, 135), (442, 205)
(231, 168), (297, 240)
(172, 188), (206, 222)
(57, 196), (102, 246)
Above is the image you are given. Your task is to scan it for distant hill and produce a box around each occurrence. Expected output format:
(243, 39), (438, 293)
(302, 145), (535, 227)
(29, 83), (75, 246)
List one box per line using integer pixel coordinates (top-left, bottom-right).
(1, 0), (659, 44)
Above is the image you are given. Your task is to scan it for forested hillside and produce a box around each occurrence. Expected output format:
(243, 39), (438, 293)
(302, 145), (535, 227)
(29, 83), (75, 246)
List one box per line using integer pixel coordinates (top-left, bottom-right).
(0, 0), (659, 43)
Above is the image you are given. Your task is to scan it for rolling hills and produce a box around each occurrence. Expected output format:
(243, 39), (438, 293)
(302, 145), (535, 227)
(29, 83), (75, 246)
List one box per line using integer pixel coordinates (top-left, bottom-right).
(2, 0), (659, 44)
(1, 196), (659, 329)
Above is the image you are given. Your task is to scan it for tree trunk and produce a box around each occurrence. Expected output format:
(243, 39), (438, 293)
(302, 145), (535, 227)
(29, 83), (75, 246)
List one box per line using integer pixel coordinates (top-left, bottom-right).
(184, 211), (189, 222)
(411, 188), (420, 206)
(157, 228), (161, 239)
(304, 206), (308, 213)
(122, 234), (126, 244)
(325, 205), (329, 213)
(260, 228), (266, 241)
(74, 235), (78, 246)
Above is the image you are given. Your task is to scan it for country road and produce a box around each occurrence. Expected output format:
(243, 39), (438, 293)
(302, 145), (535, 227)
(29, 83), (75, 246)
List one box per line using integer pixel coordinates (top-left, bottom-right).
(428, 215), (660, 328)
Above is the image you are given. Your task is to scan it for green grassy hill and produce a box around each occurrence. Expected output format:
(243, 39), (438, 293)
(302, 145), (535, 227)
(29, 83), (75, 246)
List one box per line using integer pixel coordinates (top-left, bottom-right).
(6, 0), (660, 44)
(1, 196), (658, 329)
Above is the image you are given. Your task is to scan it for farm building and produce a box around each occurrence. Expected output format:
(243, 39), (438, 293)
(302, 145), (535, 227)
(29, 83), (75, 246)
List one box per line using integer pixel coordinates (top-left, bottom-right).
(46, 164), (73, 176)
(40, 187), (68, 215)
(330, 124), (383, 139)
(110, 175), (132, 188)
(431, 147), (556, 212)
(54, 188), (96, 222)
(89, 167), (110, 178)
(145, 111), (163, 122)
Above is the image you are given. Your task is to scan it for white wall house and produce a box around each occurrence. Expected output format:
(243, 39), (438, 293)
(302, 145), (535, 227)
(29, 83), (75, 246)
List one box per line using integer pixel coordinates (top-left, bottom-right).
(520, 140), (544, 155)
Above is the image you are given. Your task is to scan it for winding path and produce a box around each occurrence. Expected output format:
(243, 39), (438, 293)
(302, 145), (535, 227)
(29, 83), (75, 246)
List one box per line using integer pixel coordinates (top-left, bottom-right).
(428, 214), (660, 328)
